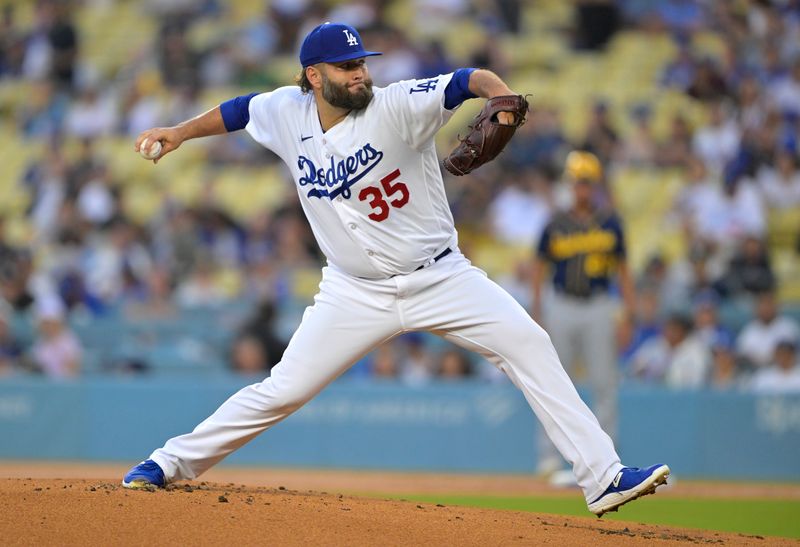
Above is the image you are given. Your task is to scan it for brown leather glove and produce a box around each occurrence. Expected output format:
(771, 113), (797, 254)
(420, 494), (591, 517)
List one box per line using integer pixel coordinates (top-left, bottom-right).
(443, 94), (530, 176)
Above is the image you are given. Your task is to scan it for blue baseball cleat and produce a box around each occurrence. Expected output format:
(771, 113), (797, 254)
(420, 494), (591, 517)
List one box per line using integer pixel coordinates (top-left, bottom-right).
(588, 463), (670, 517)
(122, 459), (166, 490)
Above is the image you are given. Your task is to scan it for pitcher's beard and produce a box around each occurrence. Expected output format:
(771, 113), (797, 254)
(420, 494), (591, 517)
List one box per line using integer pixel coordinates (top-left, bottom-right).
(322, 75), (374, 110)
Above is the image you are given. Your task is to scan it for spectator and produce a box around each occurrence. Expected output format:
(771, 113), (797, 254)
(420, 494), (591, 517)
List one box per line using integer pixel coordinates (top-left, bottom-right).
(326, 1), (380, 29)
(716, 235), (776, 297)
(22, 1), (56, 82)
(619, 287), (662, 371)
(398, 333), (434, 385)
(195, 207), (246, 269)
(47, 1), (79, 91)
(750, 340), (800, 393)
(656, 115), (693, 168)
(693, 164), (766, 246)
(757, 148), (800, 209)
(661, 42), (695, 91)
(18, 79), (69, 138)
(637, 254), (691, 316)
(157, 22), (201, 89)
(758, 40), (787, 85)
(672, 156), (718, 238)
(121, 75), (166, 137)
(503, 106), (567, 172)
(64, 85), (118, 139)
(736, 74), (768, 132)
(199, 42), (238, 88)
(692, 291), (733, 349)
(0, 4), (25, 78)
(371, 344), (399, 379)
(66, 138), (101, 198)
(488, 168), (552, 247)
(233, 300), (287, 372)
(573, 1), (620, 51)
(125, 268), (178, 319)
(619, 104), (656, 166)
(692, 100), (740, 176)
(660, 241), (725, 313)
(687, 58), (728, 102)
(769, 57), (800, 116)
(175, 257), (230, 308)
(151, 208), (202, 281)
(30, 296), (81, 379)
(413, 0), (469, 37)
(82, 219), (154, 305)
(0, 217), (34, 313)
(270, 0), (314, 54)
(492, 0), (524, 35)
(231, 335), (270, 376)
(437, 349), (472, 380)
(76, 163), (117, 226)
(656, 0), (707, 34)
(630, 313), (711, 388)
(582, 100), (619, 164)
(708, 331), (742, 390)
(163, 83), (204, 127)
(666, 322), (713, 389)
(364, 27), (421, 85)
(737, 290), (800, 369)
(417, 39), (454, 79)
(235, 6), (279, 69)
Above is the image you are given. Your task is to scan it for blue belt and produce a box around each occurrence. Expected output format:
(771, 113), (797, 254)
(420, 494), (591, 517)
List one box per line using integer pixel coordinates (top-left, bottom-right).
(415, 248), (452, 271)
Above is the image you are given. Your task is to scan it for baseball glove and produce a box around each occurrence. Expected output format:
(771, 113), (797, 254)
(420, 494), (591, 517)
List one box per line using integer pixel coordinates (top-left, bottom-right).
(443, 94), (529, 176)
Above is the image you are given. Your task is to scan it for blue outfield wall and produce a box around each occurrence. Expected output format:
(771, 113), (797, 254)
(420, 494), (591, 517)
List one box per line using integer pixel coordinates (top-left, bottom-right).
(0, 377), (798, 480)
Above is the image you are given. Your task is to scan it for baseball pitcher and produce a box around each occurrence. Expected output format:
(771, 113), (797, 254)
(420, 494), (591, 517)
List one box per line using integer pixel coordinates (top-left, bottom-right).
(122, 23), (667, 516)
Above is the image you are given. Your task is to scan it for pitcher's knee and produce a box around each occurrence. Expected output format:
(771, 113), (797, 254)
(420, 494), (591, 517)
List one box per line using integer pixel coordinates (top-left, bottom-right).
(507, 320), (552, 351)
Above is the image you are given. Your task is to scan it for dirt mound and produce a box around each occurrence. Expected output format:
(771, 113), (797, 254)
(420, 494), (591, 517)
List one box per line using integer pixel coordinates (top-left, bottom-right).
(0, 478), (788, 546)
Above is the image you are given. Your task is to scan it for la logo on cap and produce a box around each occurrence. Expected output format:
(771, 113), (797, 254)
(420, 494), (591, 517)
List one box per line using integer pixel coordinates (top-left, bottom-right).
(343, 29), (358, 46)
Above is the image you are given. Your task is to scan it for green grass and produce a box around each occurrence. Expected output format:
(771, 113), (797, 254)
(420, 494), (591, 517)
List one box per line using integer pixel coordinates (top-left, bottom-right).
(382, 494), (800, 539)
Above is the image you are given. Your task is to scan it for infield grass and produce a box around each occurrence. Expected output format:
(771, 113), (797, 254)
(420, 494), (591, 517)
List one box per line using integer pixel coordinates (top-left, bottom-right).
(385, 494), (800, 539)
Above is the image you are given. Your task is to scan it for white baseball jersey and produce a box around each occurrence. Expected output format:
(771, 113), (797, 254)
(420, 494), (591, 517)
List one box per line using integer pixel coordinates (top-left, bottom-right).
(245, 74), (459, 279)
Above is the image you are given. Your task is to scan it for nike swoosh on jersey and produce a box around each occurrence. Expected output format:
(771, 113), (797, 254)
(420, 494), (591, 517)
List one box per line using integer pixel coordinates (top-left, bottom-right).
(300, 135), (313, 142)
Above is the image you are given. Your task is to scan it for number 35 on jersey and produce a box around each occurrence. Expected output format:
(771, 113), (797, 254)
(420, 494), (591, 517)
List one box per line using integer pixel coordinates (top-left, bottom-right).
(358, 169), (410, 222)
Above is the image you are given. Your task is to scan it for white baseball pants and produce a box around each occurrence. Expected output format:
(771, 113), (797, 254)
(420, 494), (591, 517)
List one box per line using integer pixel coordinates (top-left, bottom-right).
(150, 250), (622, 503)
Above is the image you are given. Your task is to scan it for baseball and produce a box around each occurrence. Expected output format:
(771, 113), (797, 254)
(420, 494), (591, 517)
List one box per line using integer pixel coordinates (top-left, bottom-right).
(139, 138), (162, 160)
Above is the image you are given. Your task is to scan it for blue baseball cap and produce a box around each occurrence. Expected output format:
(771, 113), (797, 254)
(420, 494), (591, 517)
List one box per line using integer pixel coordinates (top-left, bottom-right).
(300, 23), (382, 67)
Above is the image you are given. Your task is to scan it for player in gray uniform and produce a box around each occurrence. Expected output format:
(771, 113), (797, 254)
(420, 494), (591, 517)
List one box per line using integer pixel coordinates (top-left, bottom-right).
(532, 150), (635, 477)
(121, 23), (666, 516)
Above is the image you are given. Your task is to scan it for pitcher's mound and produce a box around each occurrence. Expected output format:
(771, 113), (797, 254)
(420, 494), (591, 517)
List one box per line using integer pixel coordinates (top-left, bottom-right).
(0, 479), (784, 546)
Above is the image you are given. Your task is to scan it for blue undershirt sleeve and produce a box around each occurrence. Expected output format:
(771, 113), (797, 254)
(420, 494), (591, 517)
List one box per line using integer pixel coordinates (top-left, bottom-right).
(443, 68), (478, 110)
(219, 93), (259, 132)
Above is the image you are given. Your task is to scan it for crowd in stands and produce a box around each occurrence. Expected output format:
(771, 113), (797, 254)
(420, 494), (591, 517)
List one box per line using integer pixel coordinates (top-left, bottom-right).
(1, 0), (800, 393)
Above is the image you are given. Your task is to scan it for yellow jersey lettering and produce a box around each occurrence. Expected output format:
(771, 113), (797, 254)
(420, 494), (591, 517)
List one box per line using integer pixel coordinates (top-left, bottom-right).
(549, 229), (617, 260)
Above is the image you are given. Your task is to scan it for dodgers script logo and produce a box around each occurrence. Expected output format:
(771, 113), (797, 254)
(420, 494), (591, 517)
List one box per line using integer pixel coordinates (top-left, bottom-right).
(297, 143), (384, 199)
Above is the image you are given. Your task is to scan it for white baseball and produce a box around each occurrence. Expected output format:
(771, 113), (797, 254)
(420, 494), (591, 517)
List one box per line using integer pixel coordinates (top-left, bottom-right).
(139, 138), (162, 160)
